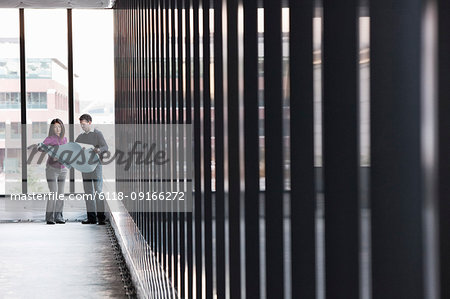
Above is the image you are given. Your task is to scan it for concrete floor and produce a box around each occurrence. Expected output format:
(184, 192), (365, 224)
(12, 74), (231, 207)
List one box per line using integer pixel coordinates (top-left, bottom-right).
(0, 222), (127, 298)
(0, 195), (87, 223)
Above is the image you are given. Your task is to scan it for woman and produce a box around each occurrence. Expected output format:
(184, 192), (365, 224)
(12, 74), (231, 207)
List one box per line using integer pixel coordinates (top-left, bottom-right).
(38, 119), (68, 225)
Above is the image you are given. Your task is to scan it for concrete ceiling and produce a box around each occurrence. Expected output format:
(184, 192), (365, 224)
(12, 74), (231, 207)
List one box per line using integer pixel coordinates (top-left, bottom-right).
(0, 0), (115, 8)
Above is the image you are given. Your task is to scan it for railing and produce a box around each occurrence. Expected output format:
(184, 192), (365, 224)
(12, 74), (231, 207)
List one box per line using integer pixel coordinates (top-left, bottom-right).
(113, 0), (449, 299)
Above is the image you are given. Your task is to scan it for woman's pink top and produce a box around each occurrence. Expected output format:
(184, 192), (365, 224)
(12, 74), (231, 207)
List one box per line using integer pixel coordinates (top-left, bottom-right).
(42, 135), (67, 169)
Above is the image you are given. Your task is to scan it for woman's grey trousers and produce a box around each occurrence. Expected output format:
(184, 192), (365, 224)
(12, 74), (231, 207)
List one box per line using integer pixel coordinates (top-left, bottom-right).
(45, 166), (67, 222)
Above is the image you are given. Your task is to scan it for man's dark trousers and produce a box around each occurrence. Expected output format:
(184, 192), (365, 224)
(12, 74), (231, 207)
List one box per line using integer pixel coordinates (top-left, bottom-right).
(82, 163), (105, 222)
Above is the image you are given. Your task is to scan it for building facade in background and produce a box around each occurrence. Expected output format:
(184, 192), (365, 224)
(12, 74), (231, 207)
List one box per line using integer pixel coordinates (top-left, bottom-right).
(0, 37), (80, 193)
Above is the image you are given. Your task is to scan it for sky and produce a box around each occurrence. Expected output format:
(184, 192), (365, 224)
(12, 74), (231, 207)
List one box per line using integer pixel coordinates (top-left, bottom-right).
(0, 9), (114, 106)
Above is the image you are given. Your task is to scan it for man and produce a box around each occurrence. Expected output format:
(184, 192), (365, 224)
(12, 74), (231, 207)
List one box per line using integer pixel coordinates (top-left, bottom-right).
(76, 114), (108, 225)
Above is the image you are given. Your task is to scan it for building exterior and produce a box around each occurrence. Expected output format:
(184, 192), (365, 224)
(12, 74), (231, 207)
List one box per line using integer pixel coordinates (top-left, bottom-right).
(0, 38), (80, 193)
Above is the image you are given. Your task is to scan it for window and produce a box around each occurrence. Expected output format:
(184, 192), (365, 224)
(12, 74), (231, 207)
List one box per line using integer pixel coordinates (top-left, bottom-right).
(10, 122), (20, 139)
(0, 92), (20, 109)
(72, 10), (114, 124)
(0, 92), (48, 109)
(72, 10), (114, 193)
(26, 92), (47, 109)
(55, 93), (67, 110)
(32, 122), (47, 139)
(0, 93), (5, 107)
(0, 122), (5, 139)
(11, 92), (20, 108)
(0, 9), (21, 195)
(0, 9), (113, 196)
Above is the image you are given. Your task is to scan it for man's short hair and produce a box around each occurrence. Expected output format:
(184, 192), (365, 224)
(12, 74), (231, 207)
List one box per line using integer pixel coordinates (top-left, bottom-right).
(79, 114), (92, 123)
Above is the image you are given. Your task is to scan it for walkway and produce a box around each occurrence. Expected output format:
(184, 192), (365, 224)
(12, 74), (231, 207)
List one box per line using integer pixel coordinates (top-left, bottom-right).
(0, 222), (127, 298)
